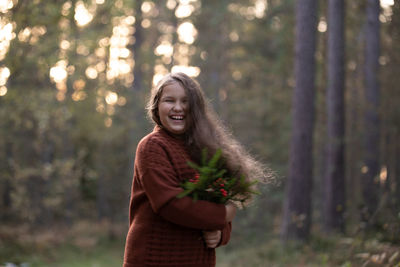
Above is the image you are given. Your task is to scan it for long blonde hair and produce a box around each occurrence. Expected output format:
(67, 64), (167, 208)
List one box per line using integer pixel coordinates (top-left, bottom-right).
(147, 72), (271, 185)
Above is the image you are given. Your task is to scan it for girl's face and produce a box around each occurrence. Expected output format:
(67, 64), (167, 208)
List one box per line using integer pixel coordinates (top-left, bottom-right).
(158, 82), (189, 135)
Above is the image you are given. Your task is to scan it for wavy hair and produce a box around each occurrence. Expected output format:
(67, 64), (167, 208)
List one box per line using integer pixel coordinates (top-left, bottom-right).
(147, 72), (271, 188)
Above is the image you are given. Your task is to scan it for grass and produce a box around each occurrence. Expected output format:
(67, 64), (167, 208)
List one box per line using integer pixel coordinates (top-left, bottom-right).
(1, 239), (124, 267)
(1, 223), (400, 267)
(0, 221), (126, 267)
(217, 234), (400, 267)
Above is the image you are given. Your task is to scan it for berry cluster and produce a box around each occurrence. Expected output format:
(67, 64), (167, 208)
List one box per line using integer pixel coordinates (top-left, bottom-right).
(220, 188), (228, 197)
(189, 173), (200, 184)
(209, 177), (228, 197)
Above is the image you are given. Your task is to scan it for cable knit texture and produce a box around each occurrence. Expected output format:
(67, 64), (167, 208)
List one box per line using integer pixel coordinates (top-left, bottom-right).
(124, 126), (232, 267)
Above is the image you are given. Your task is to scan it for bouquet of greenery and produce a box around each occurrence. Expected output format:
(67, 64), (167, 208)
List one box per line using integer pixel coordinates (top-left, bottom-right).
(176, 149), (259, 205)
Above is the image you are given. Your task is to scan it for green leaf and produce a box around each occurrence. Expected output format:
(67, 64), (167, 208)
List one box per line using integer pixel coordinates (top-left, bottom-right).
(214, 169), (227, 178)
(201, 148), (208, 165)
(208, 148), (222, 168)
(187, 161), (200, 170)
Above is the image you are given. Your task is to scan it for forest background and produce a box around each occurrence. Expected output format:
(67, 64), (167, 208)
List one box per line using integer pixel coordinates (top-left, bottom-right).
(0, 0), (399, 266)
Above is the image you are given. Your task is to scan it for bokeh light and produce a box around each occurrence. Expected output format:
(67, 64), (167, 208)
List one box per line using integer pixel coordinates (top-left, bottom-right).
(0, 18), (15, 61)
(0, 0), (13, 13)
(50, 61), (68, 83)
(75, 1), (94, 27)
(175, 3), (194, 18)
(380, 0), (394, 8)
(177, 22), (197, 44)
(0, 66), (10, 97)
(105, 91), (118, 105)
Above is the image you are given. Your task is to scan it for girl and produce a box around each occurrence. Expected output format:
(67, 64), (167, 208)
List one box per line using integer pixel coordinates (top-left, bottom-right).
(123, 72), (267, 267)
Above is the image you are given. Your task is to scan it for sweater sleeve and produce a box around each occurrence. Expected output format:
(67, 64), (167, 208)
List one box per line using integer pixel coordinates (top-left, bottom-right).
(217, 222), (232, 247)
(137, 138), (226, 230)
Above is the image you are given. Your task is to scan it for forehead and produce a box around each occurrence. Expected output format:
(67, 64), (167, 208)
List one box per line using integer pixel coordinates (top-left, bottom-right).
(161, 82), (187, 97)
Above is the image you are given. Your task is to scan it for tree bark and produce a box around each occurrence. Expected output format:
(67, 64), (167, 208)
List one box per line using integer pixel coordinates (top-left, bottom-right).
(391, 2), (400, 209)
(281, 0), (317, 241)
(396, 141), (400, 207)
(130, 0), (144, 92)
(195, 0), (230, 114)
(361, 0), (380, 223)
(324, 0), (346, 233)
(1, 142), (13, 221)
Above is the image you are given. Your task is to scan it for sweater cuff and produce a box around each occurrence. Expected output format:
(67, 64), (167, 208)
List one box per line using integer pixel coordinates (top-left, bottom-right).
(217, 222), (232, 247)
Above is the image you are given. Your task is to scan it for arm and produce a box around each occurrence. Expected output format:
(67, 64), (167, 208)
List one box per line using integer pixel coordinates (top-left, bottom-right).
(137, 139), (227, 230)
(158, 196), (226, 230)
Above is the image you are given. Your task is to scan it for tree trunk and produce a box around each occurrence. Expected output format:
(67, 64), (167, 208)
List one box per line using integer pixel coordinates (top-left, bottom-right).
(281, 0), (317, 242)
(126, 0), (145, 182)
(195, 0), (230, 114)
(361, 0), (380, 223)
(130, 0), (144, 92)
(396, 141), (400, 207)
(324, 0), (346, 233)
(345, 2), (365, 227)
(97, 141), (110, 220)
(391, 2), (400, 209)
(1, 142), (13, 221)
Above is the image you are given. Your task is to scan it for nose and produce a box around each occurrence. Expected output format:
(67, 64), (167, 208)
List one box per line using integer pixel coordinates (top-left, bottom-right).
(173, 101), (184, 111)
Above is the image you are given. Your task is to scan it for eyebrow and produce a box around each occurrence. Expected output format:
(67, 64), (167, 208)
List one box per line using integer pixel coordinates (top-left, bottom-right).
(161, 95), (187, 100)
(161, 95), (174, 100)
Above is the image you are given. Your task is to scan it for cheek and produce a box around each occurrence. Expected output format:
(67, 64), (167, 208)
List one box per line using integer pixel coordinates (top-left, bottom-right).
(157, 104), (165, 115)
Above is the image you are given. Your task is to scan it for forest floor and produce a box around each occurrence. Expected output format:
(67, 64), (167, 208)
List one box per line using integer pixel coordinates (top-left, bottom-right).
(1, 222), (399, 267)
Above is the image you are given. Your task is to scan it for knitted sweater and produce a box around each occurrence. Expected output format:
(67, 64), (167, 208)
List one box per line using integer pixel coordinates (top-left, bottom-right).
(123, 126), (232, 267)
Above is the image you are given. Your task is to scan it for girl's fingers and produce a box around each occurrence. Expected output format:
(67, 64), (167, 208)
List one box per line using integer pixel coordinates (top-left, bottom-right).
(203, 230), (221, 248)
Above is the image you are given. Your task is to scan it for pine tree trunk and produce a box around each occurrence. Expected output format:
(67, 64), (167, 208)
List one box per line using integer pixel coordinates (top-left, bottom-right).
(281, 0), (317, 241)
(127, 0), (145, 181)
(195, 0), (229, 114)
(131, 0), (144, 92)
(361, 0), (380, 222)
(97, 142), (110, 220)
(1, 142), (13, 221)
(396, 141), (400, 206)
(324, 0), (346, 233)
(392, 2), (400, 209)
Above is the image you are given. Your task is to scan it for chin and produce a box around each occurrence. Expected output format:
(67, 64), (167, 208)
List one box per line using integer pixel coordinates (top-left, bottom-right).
(171, 129), (186, 135)
(166, 125), (186, 135)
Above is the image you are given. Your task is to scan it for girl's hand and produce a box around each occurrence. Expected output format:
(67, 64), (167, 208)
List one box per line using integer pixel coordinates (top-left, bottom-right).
(202, 230), (222, 248)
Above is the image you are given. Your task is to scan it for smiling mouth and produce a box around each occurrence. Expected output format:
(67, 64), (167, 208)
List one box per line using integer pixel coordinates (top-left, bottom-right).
(170, 115), (184, 121)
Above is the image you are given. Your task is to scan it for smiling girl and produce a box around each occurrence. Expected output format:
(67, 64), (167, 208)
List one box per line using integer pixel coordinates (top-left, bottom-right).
(123, 72), (268, 267)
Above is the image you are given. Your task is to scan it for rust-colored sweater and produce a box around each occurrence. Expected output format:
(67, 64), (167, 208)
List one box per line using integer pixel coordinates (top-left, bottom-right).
(123, 126), (232, 267)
